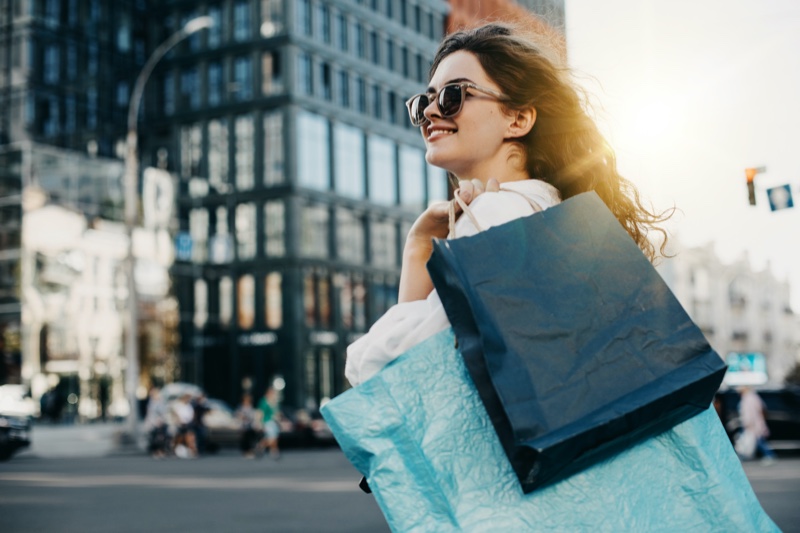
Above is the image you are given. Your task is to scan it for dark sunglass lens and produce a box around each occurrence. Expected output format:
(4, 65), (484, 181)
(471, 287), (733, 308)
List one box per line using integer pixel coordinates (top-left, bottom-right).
(410, 95), (429, 125)
(439, 85), (463, 117)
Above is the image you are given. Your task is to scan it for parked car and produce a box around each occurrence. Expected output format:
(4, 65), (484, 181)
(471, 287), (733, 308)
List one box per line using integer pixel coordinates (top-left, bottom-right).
(715, 385), (800, 451)
(0, 385), (35, 461)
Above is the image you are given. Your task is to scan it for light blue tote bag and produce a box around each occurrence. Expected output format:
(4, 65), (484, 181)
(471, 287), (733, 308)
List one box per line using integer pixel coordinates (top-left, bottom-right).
(322, 329), (779, 533)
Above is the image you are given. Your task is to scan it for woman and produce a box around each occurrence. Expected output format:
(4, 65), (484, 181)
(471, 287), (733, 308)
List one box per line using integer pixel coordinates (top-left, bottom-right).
(345, 23), (669, 387)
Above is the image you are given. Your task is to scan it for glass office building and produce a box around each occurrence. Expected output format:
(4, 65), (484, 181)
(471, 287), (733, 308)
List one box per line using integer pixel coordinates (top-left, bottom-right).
(149, 0), (450, 410)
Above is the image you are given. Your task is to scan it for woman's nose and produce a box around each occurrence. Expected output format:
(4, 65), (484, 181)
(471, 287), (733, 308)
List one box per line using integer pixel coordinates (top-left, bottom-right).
(423, 97), (441, 123)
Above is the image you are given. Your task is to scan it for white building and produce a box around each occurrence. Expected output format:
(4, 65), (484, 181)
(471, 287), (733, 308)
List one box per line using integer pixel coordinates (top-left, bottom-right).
(657, 242), (800, 386)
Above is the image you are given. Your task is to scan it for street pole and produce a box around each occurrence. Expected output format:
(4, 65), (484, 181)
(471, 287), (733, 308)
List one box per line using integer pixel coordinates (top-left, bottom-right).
(124, 16), (213, 444)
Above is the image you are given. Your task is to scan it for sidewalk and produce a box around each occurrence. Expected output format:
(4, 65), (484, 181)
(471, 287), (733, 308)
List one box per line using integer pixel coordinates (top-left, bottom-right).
(17, 422), (144, 459)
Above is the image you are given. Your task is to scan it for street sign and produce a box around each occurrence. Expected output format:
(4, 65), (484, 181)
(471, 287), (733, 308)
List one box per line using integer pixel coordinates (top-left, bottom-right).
(175, 232), (193, 261)
(723, 352), (768, 386)
(766, 184), (794, 211)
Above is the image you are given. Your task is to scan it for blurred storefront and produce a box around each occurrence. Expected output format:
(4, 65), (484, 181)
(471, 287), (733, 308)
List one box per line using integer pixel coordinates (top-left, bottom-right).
(0, 143), (178, 422)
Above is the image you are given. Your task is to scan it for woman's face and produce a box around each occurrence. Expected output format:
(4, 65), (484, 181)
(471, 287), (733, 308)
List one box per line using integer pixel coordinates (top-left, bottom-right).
(421, 51), (515, 180)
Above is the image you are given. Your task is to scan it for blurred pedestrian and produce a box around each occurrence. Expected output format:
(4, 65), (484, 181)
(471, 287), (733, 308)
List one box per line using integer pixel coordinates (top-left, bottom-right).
(236, 393), (260, 458)
(191, 393), (211, 455)
(738, 386), (776, 464)
(257, 386), (281, 460)
(144, 387), (169, 459)
(171, 393), (197, 458)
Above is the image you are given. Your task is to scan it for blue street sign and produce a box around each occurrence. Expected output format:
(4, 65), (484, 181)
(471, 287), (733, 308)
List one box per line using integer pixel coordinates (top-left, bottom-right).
(175, 232), (193, 261)
(766, 184), (794, 211)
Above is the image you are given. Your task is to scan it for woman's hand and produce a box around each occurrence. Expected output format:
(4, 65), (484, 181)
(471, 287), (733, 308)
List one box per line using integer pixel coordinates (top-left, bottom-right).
(398, 178), (499, 302)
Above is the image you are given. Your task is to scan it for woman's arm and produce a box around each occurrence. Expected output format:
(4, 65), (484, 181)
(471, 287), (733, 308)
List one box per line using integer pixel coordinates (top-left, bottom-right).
(398, 179), (499, 302)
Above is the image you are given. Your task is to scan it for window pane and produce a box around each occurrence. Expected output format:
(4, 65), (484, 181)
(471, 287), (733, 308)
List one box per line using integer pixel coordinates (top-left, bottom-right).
(368, 135), (396, 205)
(208, 6), (222, 47)
(208, 119), (229, 192)
(261, 52), (283, 94)
(235, 115), (255, 190)
(297, 111), (330, 191)
(304, 271), (316, 327)
(336, 209), (364, 263)
(233, 56), (253, 100)
(318, 276), (331, 329)
(260, 0), (283, 37)
(370, 219), (397, 268)
(263, 111), (284, 185)
(180, 124), (203, 179)
(297, 53), (312, 94)
(194, 279), (208, 328)
(337, 274), (353, 329)
(189, 208), (208, 262)
(300, 203), (329, 258)
(219, 276), (233, 327)
(427, 164), (449, 202)
(399, 145), (425, 210)
(234, 0), (251, 41)
(238, 274), (255, 329)
(265, 272), (283, 329)
(235, 202), (256, 259)
(333, 123), (364, 199)
(180, 67), (199, 110)
(296, 0), (311, 35)
(264, 200), (285, 257)
(208, 62), (222, 105)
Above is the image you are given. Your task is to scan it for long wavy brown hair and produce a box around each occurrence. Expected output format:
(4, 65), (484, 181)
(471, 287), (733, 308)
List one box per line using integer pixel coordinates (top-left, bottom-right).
(431, 23), (673, 261)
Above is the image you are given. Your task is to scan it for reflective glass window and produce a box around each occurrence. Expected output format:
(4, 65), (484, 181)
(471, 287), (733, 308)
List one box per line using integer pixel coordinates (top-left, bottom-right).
(260, 0), (283, 37)
(263, 111), (284, 185)
(194, 279), (208, 328)
(233, 56), (253, 100)
(261, 52), (283, 95)
(300, 203), (330, 258)
(399, 145), (425, 210)
(208, 119), (229, 192)
(238, 274), (255, 329)
(235, 115), (255, 190)
(334, 123), (364, 199)
(189, 208), (208, 263)
(265, 272), (283, 329)
(219, 276), (233, 327)
(264, 200), (285, 257)
(368, 135), (396, 205)
(208, 6), (222, 47)
(427, 164), (449, 202)
(297, 111), (330, 191)
(336, 209), (364, 264)
(236, 202), (257, 259)
(208, 62), (222, 105)
(234, 0), (252, 41)
(371, 219), (397, 268)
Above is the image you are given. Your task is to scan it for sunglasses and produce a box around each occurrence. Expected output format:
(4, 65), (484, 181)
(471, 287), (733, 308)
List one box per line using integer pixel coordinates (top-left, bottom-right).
(405, 82), (510, 127)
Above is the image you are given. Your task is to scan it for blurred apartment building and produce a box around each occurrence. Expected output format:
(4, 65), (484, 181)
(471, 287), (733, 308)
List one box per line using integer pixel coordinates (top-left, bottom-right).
(658, 243), (800, 386)
(0, 0), (565, 417)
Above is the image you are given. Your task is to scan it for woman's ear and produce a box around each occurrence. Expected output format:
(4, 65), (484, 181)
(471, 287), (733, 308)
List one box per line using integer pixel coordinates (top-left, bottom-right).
(505, 107), (537, 139)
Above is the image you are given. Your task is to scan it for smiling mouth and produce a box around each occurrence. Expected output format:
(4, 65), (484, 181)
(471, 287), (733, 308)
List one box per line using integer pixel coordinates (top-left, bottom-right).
(427, 127), (458, 139)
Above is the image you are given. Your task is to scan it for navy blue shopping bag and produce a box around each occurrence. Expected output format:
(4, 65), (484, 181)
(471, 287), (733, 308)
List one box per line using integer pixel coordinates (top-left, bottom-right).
(427, 191), (727, 493)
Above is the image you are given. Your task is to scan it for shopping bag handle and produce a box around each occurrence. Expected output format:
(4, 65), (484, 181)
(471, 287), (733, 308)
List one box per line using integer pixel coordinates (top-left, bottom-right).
(448, 187), (543, 238)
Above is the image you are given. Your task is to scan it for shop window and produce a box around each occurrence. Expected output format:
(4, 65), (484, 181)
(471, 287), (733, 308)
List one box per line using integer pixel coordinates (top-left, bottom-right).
(220, 276), (233, 327)
(238, 274), (255, 329)
(265, 272), (283, 329)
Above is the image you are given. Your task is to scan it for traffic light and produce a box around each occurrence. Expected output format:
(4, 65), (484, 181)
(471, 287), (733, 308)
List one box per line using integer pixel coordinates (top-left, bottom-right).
(745, 168), (758, 206)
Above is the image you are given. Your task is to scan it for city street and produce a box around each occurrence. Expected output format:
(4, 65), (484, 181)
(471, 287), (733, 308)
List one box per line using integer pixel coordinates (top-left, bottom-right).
(1, 437), (798, 532)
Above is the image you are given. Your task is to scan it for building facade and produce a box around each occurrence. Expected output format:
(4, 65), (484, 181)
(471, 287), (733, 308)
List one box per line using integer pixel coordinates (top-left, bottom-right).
(139, 0), (453, 411)
(657, 243), (800, 386)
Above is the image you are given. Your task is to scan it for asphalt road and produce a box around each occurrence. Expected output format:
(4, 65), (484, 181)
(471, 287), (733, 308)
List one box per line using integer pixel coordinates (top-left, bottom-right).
(1, 449), (798, 532)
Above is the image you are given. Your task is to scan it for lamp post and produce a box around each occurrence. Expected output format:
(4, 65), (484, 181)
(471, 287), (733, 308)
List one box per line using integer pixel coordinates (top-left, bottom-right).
(124, 16), (213, 442)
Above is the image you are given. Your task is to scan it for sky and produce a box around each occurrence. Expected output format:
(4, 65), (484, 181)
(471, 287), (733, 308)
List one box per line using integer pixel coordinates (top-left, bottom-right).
(565, 0), (800, 309)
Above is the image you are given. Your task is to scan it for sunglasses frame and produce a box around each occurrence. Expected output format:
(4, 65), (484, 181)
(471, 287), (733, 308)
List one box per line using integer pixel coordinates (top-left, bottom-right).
(405, 82), (510, 127)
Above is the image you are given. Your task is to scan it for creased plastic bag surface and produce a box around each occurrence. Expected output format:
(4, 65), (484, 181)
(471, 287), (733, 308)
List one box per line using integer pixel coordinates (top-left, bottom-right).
(322, 329), (779, 533)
